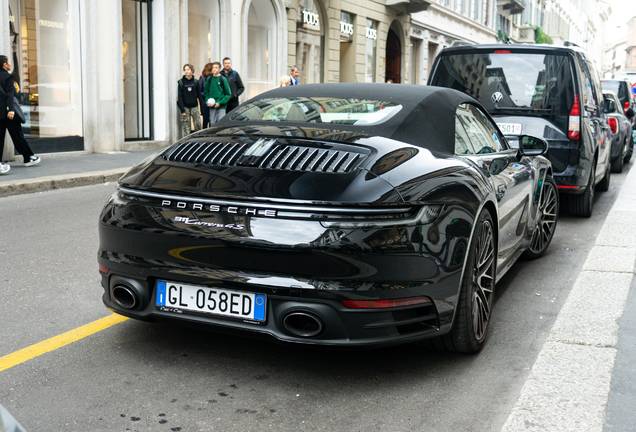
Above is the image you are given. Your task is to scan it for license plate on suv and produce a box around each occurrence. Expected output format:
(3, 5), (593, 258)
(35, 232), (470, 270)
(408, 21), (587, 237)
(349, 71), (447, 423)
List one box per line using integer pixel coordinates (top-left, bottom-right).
(156, 281), (266, 321)
(497, 123), (522, 135)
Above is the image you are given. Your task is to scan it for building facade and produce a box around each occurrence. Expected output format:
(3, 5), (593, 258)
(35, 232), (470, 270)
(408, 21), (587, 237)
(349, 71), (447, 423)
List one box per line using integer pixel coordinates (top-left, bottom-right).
(0, 0), (613, 161)
(1, 0), (413, 160)
(409, 0), (498, 84)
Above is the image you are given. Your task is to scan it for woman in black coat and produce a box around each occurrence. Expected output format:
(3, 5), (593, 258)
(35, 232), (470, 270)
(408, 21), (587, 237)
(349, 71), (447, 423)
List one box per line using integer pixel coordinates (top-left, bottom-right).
(0, 55), (40, 174)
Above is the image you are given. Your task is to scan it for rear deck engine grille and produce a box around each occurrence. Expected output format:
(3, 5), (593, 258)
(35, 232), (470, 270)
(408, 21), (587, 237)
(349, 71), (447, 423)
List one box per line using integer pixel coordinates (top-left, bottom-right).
(164, 139), (368, 173)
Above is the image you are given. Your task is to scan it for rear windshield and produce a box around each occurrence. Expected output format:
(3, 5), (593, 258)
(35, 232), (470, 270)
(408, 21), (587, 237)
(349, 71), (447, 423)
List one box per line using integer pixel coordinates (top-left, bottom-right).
(431, 51), (574, 116)
(230, 97), (402, 125)
(601, 81), (626, 101)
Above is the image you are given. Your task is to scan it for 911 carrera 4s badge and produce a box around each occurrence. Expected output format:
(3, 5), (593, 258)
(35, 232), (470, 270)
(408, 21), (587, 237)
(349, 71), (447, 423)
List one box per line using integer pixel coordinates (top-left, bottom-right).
(172, 216), (245, 230)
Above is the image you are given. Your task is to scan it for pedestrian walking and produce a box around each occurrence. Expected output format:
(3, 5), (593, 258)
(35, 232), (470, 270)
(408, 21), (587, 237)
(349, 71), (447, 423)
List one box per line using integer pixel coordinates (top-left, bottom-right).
(199, 62), (213, 129)
(0, 54), (40, 174)
(289, 66), (299, 85)
(220, 57), (245, 113)
(177, 63), (202, 138)
(204, 61), (231, 125)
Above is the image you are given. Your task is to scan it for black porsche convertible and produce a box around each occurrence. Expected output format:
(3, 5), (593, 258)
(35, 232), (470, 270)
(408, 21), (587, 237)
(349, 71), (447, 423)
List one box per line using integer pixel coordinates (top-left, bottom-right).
(98, 84), (558, 353)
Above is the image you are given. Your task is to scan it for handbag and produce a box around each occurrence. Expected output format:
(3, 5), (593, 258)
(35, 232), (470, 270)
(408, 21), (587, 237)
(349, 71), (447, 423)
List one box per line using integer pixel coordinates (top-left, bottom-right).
(0, 81), (26, 124)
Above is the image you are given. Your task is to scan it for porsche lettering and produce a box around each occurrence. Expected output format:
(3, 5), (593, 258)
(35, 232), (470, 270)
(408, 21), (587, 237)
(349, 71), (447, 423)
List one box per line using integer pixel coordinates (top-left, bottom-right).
(160, 200), (277, 217)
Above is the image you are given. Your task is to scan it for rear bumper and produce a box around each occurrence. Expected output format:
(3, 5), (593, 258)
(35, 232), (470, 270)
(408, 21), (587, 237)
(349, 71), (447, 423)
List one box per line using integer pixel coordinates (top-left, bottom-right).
(99, 265), (451, 349)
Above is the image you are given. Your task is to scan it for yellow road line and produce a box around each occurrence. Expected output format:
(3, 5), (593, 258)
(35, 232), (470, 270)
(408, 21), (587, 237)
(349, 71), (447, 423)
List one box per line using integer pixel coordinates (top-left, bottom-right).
(0, 314), (128, 372)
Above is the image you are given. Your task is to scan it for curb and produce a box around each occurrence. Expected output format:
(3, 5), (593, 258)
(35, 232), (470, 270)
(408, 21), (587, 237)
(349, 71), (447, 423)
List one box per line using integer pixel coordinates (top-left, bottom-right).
(0, 168), (130, 198)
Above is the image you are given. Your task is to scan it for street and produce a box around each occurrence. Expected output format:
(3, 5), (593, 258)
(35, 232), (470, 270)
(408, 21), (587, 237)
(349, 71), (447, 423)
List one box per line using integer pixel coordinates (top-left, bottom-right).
(0, 165), (630, 432)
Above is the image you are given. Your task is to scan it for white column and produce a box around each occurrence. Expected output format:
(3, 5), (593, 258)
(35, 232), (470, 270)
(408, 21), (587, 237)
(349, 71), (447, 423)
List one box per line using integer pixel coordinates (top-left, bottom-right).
(81, 0), (125, 153)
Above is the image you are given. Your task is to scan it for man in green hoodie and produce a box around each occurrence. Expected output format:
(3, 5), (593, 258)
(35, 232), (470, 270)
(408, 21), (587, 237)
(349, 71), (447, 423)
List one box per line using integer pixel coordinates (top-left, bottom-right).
(204, 61), (231, 125)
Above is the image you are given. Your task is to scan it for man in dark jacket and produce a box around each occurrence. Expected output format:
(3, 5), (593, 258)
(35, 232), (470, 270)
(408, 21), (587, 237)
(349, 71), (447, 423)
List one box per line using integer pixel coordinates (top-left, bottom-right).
(220, 57), (245, 113)
(0, 55), (40, 174)
(177, 63), (203, 137)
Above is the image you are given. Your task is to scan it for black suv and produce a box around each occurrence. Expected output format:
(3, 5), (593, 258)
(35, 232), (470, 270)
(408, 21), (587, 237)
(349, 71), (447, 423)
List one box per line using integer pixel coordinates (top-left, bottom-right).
(429, 44), (611, 217)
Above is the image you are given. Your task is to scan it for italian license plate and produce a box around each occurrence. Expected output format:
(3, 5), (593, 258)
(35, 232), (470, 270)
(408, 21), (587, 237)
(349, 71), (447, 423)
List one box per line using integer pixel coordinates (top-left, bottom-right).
(156, 280), (266, 321)
(497, 123), (522, 135)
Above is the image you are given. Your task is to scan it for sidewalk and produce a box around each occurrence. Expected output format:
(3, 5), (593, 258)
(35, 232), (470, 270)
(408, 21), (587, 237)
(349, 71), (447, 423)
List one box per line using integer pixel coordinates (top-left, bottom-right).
(0, 149), (160, 197)
(501, 163), (636, 432)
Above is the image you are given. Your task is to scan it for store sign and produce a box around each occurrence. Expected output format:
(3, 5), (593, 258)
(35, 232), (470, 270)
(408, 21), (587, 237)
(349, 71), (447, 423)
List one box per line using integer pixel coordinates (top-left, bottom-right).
(340, 21), (354, 36)
(302, 10), (320, 27)
(365, 27), (377, 40)
(39, 19), (64, 29)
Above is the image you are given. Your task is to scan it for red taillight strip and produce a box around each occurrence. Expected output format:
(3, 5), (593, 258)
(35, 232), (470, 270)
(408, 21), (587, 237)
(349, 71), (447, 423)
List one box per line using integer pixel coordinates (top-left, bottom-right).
(342, 296), (431, 309)
(99, 265), (110, 274)
(569, 95), (580, 140)
(557, 185), (581, 189)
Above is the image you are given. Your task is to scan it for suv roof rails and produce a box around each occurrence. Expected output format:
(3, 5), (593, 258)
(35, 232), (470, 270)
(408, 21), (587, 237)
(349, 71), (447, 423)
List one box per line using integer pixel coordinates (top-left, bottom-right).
(451, 40), (472, 47)
(564, 40), (581, 48)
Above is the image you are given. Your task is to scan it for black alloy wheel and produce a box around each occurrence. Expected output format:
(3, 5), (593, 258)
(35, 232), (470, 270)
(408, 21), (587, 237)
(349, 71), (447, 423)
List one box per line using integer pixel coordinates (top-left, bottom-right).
(523, 176), (558, 259)
(569, 161), (595, 217)
(432, 209), (496, 354)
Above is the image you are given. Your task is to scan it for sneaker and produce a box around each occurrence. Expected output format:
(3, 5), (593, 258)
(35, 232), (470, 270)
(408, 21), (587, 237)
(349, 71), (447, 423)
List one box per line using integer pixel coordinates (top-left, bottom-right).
(0, 163), (10, 174)
(24, 156), (41, 166)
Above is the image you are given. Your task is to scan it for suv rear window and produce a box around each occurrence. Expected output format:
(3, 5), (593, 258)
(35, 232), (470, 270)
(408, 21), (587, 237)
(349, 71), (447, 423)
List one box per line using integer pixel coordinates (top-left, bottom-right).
(430, 51), (574, 117)
(601, 80), (627, 101)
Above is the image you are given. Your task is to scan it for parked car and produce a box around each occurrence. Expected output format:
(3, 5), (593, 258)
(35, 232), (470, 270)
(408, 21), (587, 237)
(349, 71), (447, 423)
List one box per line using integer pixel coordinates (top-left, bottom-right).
(429, 43), (612, 217)
(601, 78), (636, 128)
(603, 90), (633, 173)
(98, 84), (558, 353)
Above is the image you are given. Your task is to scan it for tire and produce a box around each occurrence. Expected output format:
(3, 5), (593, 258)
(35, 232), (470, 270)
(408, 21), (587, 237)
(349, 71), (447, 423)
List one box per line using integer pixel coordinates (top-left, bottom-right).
(522, 176), (558, 259)
(611, 147), (624, 173)
(624, 137), (633, 164)
(427, 209), (496, 354)
(569, 161), (595, 218)
(597, 159), (611, 191)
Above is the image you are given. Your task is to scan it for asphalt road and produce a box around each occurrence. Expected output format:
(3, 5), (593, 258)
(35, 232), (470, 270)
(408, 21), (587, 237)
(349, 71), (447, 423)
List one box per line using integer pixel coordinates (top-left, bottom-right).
(0, 166), (630, 432)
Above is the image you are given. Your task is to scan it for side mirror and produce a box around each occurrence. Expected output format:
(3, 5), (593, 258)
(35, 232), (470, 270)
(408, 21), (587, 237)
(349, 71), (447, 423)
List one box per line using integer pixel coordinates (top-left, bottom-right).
(585, 104), (597, 113)
(626, 107), (635, 120)
(517, 135), (548, 157)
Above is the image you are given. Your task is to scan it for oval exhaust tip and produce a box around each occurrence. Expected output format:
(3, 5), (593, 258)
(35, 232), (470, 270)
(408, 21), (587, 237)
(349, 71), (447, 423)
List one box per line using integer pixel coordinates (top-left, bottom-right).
(283, 312), (324, 338)
(112, 285), (138, 309)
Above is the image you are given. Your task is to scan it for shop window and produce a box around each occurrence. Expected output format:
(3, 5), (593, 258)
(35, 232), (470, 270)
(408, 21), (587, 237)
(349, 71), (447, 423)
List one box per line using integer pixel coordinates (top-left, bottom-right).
(365, 19), (377, 83)
(188, 0), (220, 74)
(123, 0), (154, 140)
(247, 0), (277, 98)
(296, 0), (323, 84)
(340, 11), (354, 43)
(8, 0), (84, 152)
(339, 12), (356, 82)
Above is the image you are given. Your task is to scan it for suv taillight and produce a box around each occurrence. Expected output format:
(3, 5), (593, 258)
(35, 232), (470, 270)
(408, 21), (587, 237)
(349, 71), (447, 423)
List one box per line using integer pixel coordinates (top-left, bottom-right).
(625, 101), (630, 112)
(568, 95), (580, 140)
(608, 117), (618, 134)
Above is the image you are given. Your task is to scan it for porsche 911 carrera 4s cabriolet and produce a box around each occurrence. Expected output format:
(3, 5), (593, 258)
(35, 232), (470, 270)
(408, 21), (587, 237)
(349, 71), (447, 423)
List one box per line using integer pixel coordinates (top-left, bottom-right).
(98, 84), (558, 353)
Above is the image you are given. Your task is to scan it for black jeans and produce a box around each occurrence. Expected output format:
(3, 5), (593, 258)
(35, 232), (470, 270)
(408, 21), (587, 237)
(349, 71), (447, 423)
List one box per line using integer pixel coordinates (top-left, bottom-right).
(0, 118), (35, 163)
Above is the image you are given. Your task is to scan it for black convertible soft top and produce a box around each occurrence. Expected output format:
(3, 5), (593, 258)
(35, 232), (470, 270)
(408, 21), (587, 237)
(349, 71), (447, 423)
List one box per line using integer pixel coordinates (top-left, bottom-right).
(216, 83), (479, 157)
